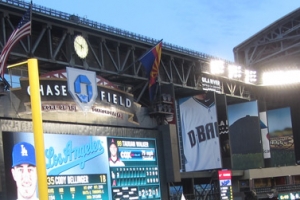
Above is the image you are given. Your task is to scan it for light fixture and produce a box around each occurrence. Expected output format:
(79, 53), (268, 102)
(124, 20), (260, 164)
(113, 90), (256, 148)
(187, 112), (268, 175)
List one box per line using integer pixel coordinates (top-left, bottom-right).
(210, 60), (225, 75)
(262, 70), (300, 85)
(245, 70), (257, 83)
(228, 64), (242, 79)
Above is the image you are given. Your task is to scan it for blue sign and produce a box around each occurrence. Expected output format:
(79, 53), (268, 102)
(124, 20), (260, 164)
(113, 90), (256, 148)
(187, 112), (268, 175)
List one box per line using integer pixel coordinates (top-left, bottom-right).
(67, 67), (98, 111)
(74, 75), (93, 103)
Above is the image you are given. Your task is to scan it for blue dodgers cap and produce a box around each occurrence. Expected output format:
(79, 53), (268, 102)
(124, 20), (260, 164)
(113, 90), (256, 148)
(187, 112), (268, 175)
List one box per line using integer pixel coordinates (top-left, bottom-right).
(12, 142), (36, 167)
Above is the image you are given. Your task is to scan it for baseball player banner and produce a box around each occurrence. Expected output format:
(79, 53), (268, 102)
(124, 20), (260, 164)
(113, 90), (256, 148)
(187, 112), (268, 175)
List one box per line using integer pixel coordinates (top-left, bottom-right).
(178, 91), (222, 172)
(227, 101), (264, 170)
(267, 107), (295, 167)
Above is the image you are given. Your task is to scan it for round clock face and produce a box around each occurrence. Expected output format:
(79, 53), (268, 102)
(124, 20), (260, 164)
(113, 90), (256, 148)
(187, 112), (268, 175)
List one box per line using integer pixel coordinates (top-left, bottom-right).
(74, 35), (89, 59)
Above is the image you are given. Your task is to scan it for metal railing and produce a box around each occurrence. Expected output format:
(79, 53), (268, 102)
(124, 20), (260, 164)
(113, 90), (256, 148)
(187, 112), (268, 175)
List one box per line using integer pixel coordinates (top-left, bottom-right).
(255, 184), (300, 194)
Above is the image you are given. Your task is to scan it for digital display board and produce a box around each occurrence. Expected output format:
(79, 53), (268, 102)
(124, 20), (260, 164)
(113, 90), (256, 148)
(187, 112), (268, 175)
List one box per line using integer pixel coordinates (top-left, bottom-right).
(108, 137), (161, 199)
(48, 174), (108, 200)
(2, 132), (161, 200)
(218, 170), (233, 200)
(278, 192), (300, 199)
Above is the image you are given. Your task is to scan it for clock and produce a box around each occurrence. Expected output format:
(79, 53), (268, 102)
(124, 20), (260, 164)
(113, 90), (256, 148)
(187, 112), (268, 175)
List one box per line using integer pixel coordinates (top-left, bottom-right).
(74, 35), (89, 59)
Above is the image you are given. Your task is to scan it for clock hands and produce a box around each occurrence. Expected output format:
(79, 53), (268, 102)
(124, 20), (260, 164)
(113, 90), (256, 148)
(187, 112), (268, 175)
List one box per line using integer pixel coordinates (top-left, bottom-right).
(75, 41), (83, 49)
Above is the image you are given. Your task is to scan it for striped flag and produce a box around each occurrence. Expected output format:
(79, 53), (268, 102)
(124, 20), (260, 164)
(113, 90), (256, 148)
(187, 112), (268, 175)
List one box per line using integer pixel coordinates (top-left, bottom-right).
(139, 40), (162, 101)
(0, 4), (32, 78)
(181, 194), (186, 200)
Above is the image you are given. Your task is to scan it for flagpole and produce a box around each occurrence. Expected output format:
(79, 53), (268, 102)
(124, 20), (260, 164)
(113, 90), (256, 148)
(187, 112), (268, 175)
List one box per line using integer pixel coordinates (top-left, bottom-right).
(29, 1), (33, 56)
(121, 59), (139, 73)
(139, 39), (163, 61)
(29, 1), (33, 35)
(121, 39), (163, 73)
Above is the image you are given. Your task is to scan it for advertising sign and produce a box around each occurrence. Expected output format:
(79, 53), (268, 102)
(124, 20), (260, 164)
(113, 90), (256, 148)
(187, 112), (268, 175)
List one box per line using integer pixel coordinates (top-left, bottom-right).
(11, 68), (140, 125)
(198, 75), (222, 93)
(227, 101), (264, 170)
(178, 91), (222, 172)
(3, 132), (161, 200)
(67, 67), (98, 111)
(218, 170), (233, 200)
(267, 107), (295, 167)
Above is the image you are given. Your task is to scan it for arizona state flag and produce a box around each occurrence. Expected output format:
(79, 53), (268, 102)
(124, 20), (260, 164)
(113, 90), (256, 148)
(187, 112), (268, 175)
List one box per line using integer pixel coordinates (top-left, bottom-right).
(139, 40), (162, 101)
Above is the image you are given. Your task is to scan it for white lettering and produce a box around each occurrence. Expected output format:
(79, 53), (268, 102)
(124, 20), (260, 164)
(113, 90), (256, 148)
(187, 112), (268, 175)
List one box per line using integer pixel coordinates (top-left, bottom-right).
(54, 85), (60, 95)
(202, 77), (209, 83)
(122, 141), (136, 147)
(136, 141), (149, 147)
(119, 96), (124, 106)
(107, 92), (111, 102)
(61, 85), (67, 96)
(126, 98), (131, 108)
(101, 91), (105, 100)
(46, 85), (53, 96)
(40, 85), (44, 96)
(113, 94), (117, 104)
(27, 85), (68, 96)
(67, 175), (89, 184)
(55, 176), (67, 185)
(120, 151), (132, 159)
(98, 91), (132, 108)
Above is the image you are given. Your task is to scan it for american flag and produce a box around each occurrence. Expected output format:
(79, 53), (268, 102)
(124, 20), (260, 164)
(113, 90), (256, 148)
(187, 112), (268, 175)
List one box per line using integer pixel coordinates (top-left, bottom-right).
(0, 4), (32, 78)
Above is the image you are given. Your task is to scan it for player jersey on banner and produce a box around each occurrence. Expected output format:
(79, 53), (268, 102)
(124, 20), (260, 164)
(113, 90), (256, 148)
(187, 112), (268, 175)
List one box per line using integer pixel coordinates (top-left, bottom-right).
(179, 92), (222, 172)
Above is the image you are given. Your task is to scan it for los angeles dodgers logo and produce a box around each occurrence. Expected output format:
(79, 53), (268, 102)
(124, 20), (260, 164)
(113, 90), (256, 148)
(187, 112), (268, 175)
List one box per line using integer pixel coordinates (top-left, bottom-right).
(21, 144), (28, 156)
(45, 137), (104, 175)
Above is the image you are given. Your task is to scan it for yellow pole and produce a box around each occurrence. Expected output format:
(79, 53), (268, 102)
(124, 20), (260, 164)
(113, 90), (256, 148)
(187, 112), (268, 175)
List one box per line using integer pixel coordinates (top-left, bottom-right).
(8, 59), (48, 199)
(27, 58), (48, 199)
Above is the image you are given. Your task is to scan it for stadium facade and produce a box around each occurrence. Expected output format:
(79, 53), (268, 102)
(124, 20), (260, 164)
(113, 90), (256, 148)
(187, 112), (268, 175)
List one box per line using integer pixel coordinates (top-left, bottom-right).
(1, 1), (300, 199)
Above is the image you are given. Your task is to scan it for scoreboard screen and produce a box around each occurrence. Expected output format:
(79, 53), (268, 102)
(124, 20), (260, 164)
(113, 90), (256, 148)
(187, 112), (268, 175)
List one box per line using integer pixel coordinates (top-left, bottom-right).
(3, 132), (161, 200)
(218, 170), (233, 200)
(47, 174), (108, 200)
(109, 137), (160, 199)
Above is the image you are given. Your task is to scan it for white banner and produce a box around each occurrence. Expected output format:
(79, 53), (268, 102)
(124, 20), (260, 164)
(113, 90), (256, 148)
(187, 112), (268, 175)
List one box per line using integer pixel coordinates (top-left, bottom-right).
(178, 92), (222, 172)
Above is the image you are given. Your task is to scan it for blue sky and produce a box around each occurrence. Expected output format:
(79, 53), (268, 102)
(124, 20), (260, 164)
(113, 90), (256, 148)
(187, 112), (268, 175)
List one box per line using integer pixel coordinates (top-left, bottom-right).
(31, 0), (300, 62)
